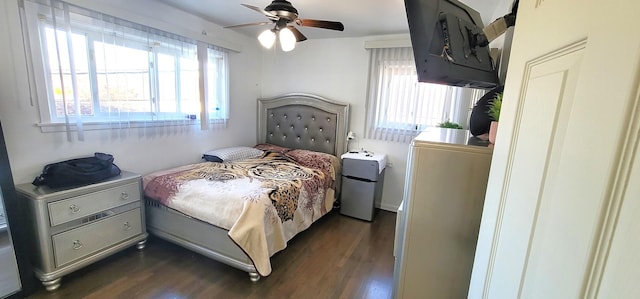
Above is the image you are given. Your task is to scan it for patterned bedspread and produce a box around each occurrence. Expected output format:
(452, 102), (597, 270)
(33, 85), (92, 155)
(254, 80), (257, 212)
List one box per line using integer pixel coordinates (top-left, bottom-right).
(143, 145), (340, 276)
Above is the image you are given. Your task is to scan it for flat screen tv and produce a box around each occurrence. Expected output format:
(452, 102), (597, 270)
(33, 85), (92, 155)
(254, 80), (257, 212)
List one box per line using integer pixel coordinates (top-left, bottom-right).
(404, 0), (499, 89)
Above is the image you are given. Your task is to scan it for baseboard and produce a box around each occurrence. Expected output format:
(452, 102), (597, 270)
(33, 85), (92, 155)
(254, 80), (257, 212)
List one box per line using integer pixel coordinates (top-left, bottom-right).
(378, 202), (399, 212)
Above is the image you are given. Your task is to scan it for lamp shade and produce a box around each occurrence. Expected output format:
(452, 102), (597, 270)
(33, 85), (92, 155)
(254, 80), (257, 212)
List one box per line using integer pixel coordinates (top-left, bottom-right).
(279, 28), (296, 52)
(258, 29), (276, 49)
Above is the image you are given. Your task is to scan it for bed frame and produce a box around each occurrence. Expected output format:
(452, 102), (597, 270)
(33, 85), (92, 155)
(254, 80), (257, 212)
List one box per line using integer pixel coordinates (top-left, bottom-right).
(145, 93), (349, 281)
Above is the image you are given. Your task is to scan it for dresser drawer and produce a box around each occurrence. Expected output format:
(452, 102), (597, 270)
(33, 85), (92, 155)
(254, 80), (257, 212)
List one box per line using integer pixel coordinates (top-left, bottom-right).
(52, 208), (142, 267)
(48, 181), (140, 226)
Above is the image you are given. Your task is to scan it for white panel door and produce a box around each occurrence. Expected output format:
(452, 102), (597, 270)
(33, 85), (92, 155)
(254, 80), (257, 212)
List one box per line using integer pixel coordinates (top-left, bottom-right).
(469, 0), (640, 298)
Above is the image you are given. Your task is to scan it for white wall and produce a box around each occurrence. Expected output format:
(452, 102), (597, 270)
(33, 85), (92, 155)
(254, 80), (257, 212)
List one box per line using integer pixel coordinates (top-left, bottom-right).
(0, 0), (262, 184)
(487, 0), (518, 84)
(259, 34), (412, 211)
(0, 0), (515, 212)
(462, 0), (505, 25)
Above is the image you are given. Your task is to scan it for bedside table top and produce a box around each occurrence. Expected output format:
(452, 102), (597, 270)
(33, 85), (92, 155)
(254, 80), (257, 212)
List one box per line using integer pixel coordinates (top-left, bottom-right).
(15, 170), (141, 201)
(341, 152), (387, 174)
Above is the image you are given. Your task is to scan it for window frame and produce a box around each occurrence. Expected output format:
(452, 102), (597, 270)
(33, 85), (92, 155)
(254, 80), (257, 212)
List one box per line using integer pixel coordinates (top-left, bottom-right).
(22, 0), (229, 131)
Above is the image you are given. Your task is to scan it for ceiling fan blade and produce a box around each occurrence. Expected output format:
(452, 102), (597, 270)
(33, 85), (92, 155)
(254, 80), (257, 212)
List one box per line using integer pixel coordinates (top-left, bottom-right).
(224, 21), (272, 29)
(287, 26), (307, 42)
(297, 19), (344, 31)
(241, 4), (278, 19)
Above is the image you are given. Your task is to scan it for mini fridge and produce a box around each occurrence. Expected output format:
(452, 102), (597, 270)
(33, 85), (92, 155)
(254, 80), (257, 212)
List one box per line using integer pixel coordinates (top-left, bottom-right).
(340, 153), (386, 221)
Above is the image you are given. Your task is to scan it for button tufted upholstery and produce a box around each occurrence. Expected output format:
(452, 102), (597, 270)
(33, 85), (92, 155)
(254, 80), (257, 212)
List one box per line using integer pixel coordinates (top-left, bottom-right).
(265, 105), (337, 154)
(257, 93), (350, 156)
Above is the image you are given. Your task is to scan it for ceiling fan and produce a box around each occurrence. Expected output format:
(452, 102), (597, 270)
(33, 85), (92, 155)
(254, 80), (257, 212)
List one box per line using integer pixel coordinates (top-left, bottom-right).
(225, 0), (345, 51)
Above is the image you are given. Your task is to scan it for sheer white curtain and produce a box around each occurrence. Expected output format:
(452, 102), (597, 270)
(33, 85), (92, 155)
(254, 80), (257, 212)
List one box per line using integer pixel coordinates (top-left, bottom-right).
(365, 47), (482, 143)
(21, 0), (229, 141)
(204, 45), (230, 129)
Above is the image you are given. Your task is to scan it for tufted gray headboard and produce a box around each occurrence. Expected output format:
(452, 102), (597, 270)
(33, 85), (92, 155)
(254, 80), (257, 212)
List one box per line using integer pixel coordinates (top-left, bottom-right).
(257, 93), (350, 156)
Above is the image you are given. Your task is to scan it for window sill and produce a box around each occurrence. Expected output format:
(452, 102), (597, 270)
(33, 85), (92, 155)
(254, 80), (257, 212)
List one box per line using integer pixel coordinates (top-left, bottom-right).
(36, 119), (226, 133)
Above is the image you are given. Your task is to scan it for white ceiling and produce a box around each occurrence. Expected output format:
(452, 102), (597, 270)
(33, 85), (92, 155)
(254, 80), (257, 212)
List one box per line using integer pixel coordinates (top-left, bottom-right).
(157, 0), (505, 40)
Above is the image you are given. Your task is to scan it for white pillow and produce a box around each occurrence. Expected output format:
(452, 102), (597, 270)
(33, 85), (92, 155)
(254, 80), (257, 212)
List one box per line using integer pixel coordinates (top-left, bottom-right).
(202, 146), (263, 162)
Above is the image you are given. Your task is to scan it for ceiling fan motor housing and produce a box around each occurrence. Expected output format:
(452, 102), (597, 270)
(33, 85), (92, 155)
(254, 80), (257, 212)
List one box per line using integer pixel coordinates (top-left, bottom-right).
(265, 0), (298, 20)
(226, 1), (344, 44)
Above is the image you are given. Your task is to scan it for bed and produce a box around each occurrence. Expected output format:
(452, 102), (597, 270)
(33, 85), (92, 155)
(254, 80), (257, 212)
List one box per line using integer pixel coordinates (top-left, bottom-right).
(143, 93), (349, 282)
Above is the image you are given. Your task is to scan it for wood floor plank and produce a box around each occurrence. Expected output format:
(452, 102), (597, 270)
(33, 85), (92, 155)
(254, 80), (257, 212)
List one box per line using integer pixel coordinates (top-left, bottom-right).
(26, 210), (396, 299)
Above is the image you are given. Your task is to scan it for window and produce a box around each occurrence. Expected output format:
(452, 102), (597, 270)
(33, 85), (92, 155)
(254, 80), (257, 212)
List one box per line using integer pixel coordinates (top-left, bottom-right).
(365, 47), (484, 142)
(22, 0), (229, 139)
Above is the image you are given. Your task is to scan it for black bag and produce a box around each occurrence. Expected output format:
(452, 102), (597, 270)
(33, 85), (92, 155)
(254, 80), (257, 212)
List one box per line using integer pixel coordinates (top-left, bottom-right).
(32, 152), (121, 188)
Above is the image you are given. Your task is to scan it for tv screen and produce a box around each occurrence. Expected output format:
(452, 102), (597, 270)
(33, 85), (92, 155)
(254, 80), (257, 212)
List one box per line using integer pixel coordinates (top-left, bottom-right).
(404, 0), (499, 89)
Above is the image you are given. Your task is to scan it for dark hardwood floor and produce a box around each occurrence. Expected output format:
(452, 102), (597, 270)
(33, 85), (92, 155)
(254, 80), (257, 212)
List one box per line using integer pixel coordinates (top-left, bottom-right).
(26, 210), (396, 299)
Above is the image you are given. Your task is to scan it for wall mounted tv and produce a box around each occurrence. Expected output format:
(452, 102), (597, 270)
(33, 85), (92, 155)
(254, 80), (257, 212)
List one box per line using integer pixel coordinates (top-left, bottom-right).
(404, 0), (499, 89)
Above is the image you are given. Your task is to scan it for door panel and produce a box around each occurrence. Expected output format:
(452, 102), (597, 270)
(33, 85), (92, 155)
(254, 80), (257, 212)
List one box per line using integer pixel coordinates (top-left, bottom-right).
(515, 46), (585, 299)
(489, 42), (585, 299)
(469, 0), (640, 298)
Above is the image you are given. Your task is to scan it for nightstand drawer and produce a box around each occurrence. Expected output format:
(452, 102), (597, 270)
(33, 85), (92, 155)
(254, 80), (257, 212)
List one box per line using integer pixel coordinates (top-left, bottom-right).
(52, 208), (142, 267)
(48, 181), (140, 226)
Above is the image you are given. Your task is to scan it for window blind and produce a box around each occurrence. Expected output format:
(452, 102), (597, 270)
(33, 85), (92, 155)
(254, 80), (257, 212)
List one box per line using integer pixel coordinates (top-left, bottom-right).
(365, 47), (484, 143)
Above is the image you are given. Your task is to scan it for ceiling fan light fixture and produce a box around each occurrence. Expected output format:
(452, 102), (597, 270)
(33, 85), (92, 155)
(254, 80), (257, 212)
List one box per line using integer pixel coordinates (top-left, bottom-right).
(258, 29), (276, 49)
(279, 27), (296, 52)
(230, 1), (344, 52)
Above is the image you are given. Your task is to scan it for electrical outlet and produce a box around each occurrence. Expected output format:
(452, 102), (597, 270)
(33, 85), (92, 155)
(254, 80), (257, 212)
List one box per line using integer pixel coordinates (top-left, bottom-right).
(386, 161), (393, 168)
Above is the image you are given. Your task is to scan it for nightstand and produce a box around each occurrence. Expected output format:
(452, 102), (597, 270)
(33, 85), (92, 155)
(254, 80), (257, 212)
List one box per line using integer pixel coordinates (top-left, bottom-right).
(340, 152), (387, 221)
(15, 171), (147, 291)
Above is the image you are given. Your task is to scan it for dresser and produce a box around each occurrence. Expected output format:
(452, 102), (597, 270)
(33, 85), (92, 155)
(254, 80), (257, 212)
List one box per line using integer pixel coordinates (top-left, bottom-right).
(15, 171), (147, 291)
(393, 128), (492, 298)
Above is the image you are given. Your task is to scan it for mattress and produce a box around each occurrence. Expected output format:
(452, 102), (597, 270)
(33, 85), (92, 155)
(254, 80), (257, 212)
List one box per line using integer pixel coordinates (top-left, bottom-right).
(142, 145), (340, 275)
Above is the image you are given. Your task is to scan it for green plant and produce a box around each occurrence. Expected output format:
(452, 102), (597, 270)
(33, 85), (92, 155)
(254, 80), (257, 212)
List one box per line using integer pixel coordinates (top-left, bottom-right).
(436, 120), (464, 129)
(488, 92), (503, 121)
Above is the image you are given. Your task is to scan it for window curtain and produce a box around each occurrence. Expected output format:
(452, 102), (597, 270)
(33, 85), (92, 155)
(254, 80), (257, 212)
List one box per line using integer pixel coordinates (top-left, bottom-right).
(46, 0), (84, 141)
(21, 0), (228, 141)
(364, 47), (482, 143)
(205, 45), (230, 129)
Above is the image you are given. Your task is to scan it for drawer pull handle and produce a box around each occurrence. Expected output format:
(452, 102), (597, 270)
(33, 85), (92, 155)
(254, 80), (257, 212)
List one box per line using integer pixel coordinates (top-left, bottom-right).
(121, 192), (129, 200)
(69, 204), (80, 213)
(123, 222), (131, 231)
(72, 240), (83, 250)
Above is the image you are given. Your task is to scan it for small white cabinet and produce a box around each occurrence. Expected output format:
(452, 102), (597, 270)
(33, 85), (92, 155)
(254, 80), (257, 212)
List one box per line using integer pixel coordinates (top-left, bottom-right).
(393, 129), (492, 298)
(15, 171), (147, 291)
